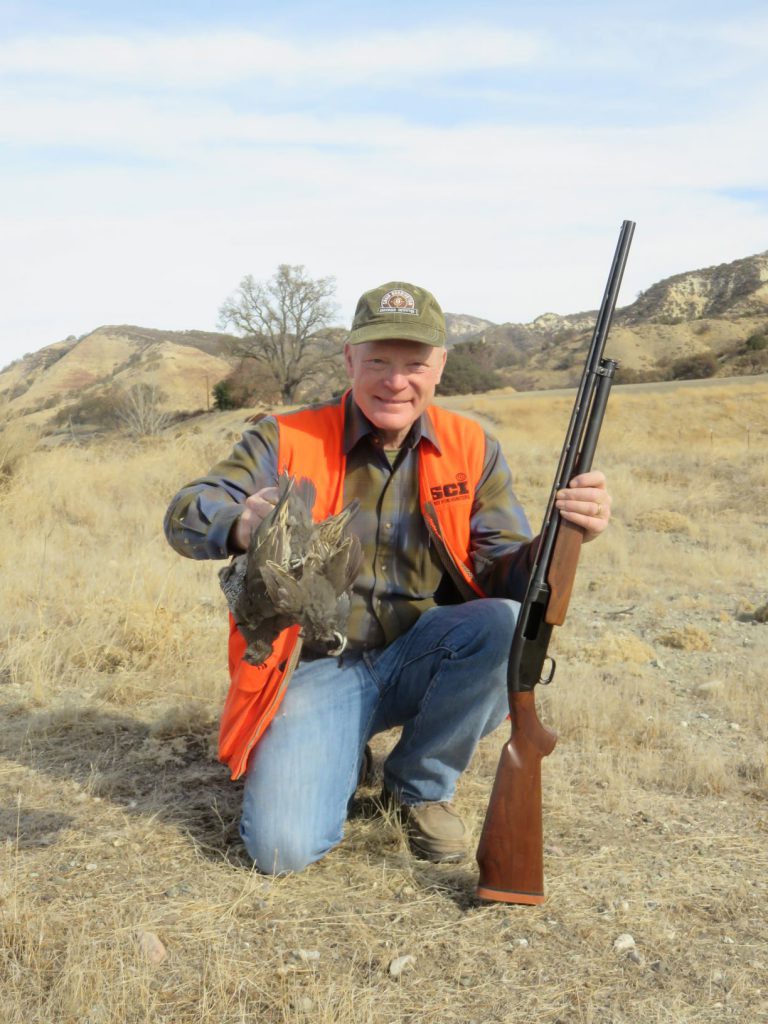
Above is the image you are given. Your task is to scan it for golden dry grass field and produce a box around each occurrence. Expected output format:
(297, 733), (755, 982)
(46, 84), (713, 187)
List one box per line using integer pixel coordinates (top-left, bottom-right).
(1, 375), (766, 1024)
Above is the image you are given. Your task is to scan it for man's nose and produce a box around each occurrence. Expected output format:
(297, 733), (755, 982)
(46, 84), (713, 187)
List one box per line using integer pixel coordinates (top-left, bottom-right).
(383, 368), (408, 389)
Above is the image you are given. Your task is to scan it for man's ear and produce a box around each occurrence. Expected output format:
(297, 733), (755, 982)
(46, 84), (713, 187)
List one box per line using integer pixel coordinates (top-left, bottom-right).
(434, 347), (447, 383)
(343, 343), (355, 380)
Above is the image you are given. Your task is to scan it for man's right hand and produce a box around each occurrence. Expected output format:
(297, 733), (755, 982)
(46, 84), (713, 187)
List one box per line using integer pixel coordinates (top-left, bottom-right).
(232, 486), (280, 551)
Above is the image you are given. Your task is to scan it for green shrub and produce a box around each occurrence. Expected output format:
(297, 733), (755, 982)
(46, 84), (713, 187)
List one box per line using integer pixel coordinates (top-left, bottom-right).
(437, 344), (503, 396)
(52, 389), (122, 428)
(212, 381), (237, 411)
(213, 364), (281, 409)
(669, 352), (718, 380)
(745, 332), (767, 352)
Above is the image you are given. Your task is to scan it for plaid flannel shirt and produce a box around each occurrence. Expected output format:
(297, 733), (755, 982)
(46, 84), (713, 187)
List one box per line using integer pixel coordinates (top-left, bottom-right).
(164, 395), (535, 650)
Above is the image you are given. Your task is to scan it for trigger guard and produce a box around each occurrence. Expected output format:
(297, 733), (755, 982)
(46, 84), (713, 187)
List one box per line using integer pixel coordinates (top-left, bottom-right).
(540, 656), (556, 685)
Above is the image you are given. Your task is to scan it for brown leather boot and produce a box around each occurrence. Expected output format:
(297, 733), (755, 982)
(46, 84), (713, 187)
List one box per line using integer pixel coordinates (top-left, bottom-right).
(384, 790), (468, 863)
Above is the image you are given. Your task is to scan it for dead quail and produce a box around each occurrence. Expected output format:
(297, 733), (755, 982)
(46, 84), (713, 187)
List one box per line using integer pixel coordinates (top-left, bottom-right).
(218, 475), (298, 664)
(219, 472), (362, 664)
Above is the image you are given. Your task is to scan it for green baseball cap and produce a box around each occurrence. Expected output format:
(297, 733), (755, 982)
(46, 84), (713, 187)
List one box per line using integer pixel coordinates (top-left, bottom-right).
(347, 281), (446, 347)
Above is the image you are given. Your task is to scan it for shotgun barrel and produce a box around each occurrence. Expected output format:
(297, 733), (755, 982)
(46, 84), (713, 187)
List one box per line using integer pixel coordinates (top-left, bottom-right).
(476, 220), (635, 905)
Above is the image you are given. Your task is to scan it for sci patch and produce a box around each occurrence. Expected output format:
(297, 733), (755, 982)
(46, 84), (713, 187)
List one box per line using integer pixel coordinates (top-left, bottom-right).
(379, 289), (417, 315)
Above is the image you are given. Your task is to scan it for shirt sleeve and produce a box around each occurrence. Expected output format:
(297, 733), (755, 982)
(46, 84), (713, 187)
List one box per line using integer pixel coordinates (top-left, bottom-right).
(470, 433), (539, 601)
(163, 417), (280, 560)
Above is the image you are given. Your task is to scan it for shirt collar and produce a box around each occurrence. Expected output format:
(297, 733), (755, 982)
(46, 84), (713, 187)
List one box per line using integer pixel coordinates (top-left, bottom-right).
(343, 392), (442, 455)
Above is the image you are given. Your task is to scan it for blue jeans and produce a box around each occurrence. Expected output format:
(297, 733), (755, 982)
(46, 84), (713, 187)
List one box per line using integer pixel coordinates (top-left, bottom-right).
(239, 598), (518, 873)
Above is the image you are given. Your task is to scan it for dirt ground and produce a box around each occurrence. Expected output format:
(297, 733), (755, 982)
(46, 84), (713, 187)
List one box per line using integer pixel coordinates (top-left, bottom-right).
(1, 376), (766, 1023)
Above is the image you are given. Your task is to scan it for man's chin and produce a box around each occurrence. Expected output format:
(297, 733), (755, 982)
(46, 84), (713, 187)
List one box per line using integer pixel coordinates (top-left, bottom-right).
(367, 401), (414, 424)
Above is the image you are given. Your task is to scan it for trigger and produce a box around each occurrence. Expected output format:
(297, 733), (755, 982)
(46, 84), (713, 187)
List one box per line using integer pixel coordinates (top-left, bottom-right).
(540, 656), (556, 685)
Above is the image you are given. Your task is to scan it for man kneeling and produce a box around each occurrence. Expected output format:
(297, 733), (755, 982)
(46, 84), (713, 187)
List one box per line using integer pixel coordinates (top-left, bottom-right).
(164, 281), (612, 872)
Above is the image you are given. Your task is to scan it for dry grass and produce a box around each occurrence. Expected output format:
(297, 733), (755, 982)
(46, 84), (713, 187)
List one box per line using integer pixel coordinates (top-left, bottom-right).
(1, 376), (767, 1023)
(0, 416), (41, 485)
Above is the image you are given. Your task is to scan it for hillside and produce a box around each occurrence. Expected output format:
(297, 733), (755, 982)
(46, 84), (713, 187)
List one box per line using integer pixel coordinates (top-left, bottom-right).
(451, 250), (768, 390)
(1, 251), (766, 430)
(0, 326), (237, 428)
(626, 250), (768, 322)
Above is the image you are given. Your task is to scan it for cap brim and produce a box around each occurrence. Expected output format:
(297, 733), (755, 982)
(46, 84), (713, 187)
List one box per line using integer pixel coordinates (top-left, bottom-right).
(347, 321), (445, 347)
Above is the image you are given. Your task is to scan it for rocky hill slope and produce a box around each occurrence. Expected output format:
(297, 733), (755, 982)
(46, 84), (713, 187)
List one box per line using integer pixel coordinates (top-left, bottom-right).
(626, 251), (768, 322)
(451, 250), (768, 390)
(2, 252), (766, 429)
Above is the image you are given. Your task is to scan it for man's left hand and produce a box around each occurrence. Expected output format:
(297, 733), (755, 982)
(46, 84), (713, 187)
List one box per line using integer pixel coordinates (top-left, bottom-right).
(555, 470), (612, 543)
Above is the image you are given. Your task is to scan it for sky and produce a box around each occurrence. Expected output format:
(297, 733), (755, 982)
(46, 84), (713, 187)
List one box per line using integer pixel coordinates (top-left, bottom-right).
(1, 0), (767, 368)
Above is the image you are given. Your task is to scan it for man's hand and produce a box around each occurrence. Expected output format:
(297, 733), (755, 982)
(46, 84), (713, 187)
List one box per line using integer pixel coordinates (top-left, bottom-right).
(232, 486), (280, 552)
(555, 470), (611, 543)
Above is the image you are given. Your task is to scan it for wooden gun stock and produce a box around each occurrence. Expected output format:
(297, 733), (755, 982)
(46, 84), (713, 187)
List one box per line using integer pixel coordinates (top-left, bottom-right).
(476, 691), (558, 904)
(545, 518), (584, 626)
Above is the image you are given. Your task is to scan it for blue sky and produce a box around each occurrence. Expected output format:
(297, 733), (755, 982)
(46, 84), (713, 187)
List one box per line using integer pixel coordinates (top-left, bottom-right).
(1, 1), (767, 367)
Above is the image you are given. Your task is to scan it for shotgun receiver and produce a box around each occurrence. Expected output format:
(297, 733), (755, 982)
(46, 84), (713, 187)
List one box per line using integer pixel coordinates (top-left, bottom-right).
(476, 219), (635, 905)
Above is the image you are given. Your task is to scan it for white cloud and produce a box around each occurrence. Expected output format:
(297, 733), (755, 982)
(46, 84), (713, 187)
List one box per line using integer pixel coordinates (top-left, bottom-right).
(2, 85), (766, 192)
(0, 27), (542, 87)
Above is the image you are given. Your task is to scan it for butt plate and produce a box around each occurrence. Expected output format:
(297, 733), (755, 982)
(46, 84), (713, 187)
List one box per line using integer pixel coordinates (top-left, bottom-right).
(475, 884), (545, 906)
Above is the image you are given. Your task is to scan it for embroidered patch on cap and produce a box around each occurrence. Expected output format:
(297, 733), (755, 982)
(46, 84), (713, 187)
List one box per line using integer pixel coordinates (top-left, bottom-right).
(379, 289), (417, 314)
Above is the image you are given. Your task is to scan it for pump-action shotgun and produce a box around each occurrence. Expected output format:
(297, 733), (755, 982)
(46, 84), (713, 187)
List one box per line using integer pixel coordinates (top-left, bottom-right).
(476, 219), (636, 905)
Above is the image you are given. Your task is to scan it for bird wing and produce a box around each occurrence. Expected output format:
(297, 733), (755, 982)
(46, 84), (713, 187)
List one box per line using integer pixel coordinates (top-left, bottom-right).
(282, 474), (315, 558)
(312, 499), (360, 549)
(322, 535), (363, 595)
(260, 560), (305, 618)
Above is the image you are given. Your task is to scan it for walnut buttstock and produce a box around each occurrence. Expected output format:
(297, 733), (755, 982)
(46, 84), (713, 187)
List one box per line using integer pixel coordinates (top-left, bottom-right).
(545, 518), (584, 626)
(476, 691), (557, 905)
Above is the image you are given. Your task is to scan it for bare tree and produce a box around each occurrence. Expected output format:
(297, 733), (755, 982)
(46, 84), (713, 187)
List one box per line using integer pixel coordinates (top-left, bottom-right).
(116, 383), (171, 437)
(218, 264), (340, 403)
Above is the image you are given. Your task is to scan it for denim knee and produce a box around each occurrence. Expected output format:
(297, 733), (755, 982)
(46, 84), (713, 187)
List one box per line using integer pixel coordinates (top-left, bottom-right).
(456, 598), (518, 662)
(239, 818), (334, 875)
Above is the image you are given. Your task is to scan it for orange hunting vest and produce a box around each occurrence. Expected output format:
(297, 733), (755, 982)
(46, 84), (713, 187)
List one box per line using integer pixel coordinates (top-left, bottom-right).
(218, 397), (487, 779)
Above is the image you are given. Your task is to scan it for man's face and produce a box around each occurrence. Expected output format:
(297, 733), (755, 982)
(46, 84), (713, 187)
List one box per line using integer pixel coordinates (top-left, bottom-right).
(344, 338), (447, 445)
